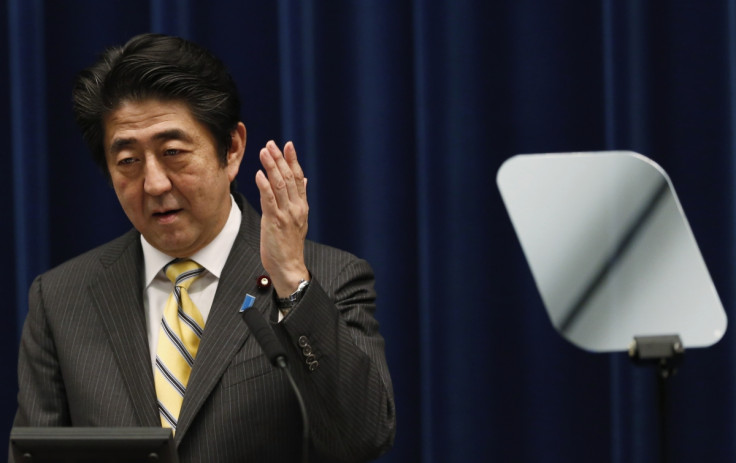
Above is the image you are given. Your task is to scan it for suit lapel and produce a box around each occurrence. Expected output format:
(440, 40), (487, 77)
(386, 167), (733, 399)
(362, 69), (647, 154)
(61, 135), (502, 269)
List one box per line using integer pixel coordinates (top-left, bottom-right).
(175, 198), (269, 441)
(87, 230), (160, 427)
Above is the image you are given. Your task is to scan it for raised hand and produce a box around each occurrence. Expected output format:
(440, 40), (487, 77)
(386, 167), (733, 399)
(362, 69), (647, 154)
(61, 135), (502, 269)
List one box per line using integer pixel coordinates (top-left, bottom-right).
(255, 140), (310, 298)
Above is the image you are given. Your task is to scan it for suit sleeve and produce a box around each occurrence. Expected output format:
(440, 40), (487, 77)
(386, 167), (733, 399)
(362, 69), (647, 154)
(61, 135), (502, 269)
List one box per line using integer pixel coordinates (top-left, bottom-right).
(14, 275), (71, 428)
(276, 255), (396, 462)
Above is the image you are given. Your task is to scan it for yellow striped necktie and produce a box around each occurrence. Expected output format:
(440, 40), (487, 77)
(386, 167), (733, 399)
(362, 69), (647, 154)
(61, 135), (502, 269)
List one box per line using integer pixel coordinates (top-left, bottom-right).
(154, 259), (206, 431)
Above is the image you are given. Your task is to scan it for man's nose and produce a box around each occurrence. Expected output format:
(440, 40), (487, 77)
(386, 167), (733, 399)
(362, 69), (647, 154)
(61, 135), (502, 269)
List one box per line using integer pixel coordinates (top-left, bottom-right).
(143, 157), (172, 196)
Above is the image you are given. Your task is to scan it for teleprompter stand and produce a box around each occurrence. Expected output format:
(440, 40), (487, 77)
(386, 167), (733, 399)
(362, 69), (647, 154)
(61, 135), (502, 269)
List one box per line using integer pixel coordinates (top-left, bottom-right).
(497, 151), (727, 461)
(629, 334), (685, 463)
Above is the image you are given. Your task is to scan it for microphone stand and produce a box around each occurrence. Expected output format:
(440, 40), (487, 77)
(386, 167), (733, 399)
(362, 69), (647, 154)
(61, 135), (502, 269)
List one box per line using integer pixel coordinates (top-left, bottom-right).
(240, 305), (310, 463)
(274, 355), (309, 463)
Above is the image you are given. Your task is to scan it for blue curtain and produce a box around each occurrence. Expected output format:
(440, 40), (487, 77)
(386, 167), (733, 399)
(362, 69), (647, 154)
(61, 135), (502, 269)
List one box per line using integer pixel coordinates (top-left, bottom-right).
(4, 1), (736, 461)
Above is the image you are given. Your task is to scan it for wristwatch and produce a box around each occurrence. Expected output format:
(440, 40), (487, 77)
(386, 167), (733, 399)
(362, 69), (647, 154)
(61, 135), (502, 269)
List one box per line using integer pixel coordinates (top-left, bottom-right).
(276, 279), (310, 309)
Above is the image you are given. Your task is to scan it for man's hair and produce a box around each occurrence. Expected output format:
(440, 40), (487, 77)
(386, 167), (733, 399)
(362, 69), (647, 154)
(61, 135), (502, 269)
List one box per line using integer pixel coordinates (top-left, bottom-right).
(72, 33), (242, 179)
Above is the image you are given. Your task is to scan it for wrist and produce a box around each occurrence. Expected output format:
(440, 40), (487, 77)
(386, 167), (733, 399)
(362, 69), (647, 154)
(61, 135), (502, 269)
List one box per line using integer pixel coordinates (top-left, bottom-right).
(276, 278), (310, 310)
(271, 265), (310, 298)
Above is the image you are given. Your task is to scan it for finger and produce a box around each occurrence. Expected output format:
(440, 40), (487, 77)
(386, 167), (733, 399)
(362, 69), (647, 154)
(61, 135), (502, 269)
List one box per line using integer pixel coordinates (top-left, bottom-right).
(259, 144), (290, 208)
(255, 169), (277, 213)
(283, 141), (307, 199)
(266, 140), (301, 203)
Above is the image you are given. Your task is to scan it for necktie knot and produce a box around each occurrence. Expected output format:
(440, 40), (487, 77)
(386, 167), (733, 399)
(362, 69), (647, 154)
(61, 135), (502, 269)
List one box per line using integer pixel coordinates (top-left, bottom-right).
(165, 259), (204, 290)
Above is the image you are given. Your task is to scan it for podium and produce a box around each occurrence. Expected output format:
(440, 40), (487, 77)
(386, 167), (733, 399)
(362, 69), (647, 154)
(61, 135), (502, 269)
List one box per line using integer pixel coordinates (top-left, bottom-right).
(9, 427), (178, 463)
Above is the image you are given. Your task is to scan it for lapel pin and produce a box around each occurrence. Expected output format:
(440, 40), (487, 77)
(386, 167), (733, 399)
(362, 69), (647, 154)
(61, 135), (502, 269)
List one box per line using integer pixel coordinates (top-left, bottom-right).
(240, 293), (256, 312)
(257, 275), (271, 289)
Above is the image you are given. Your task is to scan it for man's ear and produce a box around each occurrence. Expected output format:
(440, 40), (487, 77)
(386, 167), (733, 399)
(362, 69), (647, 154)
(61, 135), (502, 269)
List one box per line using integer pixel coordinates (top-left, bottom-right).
(226, 122), (246, 181)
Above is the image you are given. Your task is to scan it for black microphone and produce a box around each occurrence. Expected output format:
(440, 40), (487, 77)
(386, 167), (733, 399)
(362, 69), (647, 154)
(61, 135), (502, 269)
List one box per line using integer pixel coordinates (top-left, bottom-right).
(240, 307), (288, 368)
(240, 306), (309, 463)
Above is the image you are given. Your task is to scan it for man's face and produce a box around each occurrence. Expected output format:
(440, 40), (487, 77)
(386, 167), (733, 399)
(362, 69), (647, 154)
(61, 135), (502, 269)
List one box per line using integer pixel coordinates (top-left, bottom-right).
(104, 99), (245, 257)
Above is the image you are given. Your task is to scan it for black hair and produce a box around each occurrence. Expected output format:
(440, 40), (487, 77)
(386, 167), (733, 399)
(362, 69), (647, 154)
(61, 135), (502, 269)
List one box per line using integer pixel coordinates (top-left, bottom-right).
(72, 33), (242, 181)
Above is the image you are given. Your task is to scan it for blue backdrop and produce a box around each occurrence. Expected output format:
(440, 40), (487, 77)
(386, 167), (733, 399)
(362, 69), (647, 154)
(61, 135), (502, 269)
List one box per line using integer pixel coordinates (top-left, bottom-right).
(4, 1), (736, 462)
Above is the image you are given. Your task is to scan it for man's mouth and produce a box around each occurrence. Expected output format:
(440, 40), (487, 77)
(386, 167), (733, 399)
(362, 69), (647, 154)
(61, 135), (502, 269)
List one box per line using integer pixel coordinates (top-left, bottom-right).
(153, 209), (182, 221)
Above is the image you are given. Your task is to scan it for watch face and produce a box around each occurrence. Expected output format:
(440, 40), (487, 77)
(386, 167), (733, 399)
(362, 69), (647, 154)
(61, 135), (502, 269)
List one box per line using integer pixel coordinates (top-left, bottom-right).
(277, 280), (310, 309)
(291, 280), (310, 301)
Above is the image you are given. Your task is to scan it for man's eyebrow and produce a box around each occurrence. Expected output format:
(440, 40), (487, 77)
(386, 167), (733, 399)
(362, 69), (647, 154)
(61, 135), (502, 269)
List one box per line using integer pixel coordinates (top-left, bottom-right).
(109, 129), (194, 155)
(109, 137), (135, 155)
(152, 128), (194, 144)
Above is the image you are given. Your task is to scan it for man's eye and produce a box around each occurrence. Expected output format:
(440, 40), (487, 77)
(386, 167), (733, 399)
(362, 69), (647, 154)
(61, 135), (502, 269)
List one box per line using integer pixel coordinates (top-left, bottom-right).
(164, 149), (181, 156)
(118, 157), (137, 166)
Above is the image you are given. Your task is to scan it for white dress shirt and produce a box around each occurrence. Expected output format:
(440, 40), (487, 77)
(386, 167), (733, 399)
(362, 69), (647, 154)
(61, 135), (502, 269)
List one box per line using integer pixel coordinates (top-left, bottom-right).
(141, 195), (242, 370)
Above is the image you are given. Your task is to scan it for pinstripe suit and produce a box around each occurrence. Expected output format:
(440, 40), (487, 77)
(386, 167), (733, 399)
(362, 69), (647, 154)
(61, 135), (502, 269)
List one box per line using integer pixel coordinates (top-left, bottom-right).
(13, 194), (396, 462)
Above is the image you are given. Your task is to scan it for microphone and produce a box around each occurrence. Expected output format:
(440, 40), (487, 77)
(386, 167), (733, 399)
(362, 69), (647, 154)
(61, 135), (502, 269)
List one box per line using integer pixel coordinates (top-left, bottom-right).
(240, 304), (309, 463)
(240, 306), (288, 368)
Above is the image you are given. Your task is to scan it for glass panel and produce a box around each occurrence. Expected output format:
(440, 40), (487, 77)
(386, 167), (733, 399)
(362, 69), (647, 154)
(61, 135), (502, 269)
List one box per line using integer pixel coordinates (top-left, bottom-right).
(497, 151), (726, 352)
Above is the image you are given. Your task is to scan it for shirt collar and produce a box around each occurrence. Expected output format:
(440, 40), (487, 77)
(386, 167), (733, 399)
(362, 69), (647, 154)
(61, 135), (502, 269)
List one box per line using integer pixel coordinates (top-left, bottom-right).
(141, 195), (242, 287)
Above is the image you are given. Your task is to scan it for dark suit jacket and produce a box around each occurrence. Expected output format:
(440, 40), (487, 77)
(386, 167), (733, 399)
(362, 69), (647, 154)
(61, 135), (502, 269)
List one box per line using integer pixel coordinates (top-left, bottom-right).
(13, 195), (395, 462)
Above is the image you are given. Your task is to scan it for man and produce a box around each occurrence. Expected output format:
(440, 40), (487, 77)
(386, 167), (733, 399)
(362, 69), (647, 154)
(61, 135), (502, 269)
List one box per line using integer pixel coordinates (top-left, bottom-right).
(12, 33), (395, 462)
